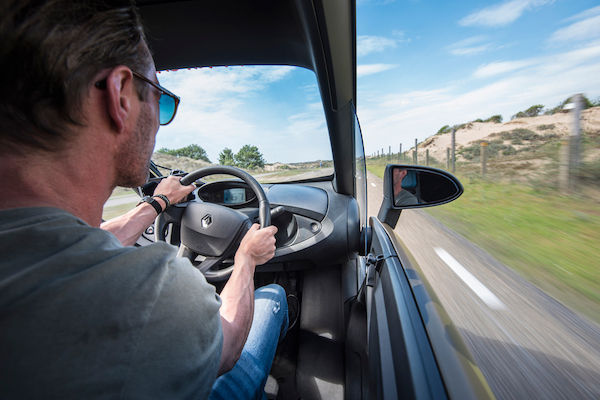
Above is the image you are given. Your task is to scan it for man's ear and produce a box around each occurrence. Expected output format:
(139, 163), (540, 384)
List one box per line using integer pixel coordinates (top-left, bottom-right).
(105, 66), (136, 134)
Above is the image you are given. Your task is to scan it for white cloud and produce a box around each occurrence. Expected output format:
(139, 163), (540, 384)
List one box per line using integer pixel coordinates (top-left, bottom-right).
(459, 0), (554, 27)
(448, 36), (493, 56)
(473, 60), (537, 78)
(357, 64), (397, 77)
(549, 14), (600, 43)
(563, 5), (600, 23)
(154, 66), (333, 163)
(451, 45), (492, 56)
(392, 30), (411, 43)
(357, 41), (600, 155)
(357, 35), (397, 57)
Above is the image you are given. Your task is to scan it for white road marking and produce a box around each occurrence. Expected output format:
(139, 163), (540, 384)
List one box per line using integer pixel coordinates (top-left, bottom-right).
(434, 247), (506, 310)
(370, 182), (377, 187)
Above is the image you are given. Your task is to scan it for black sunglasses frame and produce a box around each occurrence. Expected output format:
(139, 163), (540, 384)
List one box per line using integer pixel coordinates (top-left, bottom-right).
(94, 70), (181, 126)
(131, 71), (180, 126)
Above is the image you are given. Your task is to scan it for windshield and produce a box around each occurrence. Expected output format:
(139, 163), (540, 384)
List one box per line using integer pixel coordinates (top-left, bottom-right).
(151, 66), (333, 183)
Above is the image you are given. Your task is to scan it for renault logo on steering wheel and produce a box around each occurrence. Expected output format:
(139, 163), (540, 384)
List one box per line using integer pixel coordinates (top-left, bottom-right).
(201, 214), (212, 228)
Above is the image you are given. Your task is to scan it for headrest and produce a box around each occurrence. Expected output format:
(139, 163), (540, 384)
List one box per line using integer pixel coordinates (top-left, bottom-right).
(401, 170), (417, 190)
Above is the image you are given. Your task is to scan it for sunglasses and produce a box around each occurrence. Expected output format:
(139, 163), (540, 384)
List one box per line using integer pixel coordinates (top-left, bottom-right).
(131, 71), (180, 125)
(95, 70), (180, 125)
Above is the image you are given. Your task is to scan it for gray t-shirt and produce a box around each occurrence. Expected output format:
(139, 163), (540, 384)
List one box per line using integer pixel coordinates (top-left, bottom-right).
(0, 207), (223, 399)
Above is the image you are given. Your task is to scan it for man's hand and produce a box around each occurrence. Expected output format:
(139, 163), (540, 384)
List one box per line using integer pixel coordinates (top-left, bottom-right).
(235, 224), (278, 267)
(153, 175), (196, 207)
(218, 223), (278, 374)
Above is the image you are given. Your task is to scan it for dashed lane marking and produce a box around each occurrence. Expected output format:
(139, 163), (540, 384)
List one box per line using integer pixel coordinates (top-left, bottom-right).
(370, 182), (377, 187)
(434, 247), (506, 310)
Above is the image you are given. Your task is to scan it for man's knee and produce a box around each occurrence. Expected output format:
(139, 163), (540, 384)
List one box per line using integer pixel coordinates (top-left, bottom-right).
(255, 284), (288, 335)
(256, 283), (286, 303)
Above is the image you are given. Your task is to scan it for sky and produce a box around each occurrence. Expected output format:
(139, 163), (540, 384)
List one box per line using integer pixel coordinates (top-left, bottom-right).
(155, 0), (600, 163)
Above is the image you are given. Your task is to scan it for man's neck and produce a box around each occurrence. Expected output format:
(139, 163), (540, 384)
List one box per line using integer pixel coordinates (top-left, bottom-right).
(0, 150), (115, 227)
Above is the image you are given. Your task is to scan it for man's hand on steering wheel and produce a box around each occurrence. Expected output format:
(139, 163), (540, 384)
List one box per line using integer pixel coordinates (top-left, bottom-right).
(235, 224), (278, 268)
(153, 176), (196, 209)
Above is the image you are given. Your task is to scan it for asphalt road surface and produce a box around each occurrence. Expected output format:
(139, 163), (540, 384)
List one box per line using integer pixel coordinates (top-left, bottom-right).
(366, 171), (600, 400)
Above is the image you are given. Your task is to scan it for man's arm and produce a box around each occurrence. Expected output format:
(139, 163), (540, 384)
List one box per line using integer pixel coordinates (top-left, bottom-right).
(217, 223), (278, 375)
(101, 176), (195, 246)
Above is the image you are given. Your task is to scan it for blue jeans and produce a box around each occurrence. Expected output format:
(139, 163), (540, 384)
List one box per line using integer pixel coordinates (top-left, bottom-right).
(209, 284), (288, 400)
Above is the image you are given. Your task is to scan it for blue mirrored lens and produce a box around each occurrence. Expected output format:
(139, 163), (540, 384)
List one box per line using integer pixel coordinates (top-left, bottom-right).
(159, 94), (175, 125)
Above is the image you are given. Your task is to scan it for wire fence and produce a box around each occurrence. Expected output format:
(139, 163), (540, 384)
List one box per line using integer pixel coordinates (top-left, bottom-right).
(368, 94), (599, 195)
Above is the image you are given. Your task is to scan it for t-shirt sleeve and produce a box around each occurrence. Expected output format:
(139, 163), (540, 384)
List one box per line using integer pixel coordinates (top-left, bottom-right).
(120, 255), (223, 400)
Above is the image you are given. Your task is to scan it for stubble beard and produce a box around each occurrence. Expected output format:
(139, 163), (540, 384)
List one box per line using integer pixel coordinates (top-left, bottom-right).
(114, 103), (156, 188)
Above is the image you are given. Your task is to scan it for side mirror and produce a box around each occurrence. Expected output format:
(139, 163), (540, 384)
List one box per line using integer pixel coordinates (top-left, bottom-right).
(377, 165), (463, 228)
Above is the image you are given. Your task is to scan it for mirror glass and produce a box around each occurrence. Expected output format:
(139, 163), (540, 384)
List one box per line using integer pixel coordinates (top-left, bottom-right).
(392, 166), (462, 208)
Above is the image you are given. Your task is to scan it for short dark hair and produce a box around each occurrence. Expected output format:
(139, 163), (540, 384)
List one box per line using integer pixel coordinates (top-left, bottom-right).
(0, 0), (152, 154)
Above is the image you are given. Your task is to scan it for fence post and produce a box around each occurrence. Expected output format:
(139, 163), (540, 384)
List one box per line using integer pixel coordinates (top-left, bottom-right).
(451, 128), (456, 174)
(559, 140), (570, 194)
(446, 147), (450, 170)
(571, 94), (582, 168)
(481, 142), (488, 176)
(414, 138), (418, 164)
(426, 149), (430, 166)
(570, 94), (583, 191)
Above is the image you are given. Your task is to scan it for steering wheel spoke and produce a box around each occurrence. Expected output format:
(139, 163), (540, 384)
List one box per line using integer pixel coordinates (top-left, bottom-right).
(157, 166), (271, 283)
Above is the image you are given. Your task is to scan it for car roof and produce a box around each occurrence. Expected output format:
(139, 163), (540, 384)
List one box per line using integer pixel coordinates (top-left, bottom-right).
(138, 0), (358, 195)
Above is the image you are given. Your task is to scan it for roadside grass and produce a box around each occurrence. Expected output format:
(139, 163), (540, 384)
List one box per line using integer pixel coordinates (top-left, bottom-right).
(366, 158), (600, 324)
(110, 186), (136, 198)
(428, 178), (600, 323)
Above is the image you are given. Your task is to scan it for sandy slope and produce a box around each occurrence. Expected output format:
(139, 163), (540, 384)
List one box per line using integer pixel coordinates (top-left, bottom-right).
(414, 107), (600, 162)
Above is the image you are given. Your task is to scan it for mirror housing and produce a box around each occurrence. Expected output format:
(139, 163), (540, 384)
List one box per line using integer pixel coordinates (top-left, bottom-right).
(377, 165), (463, 228)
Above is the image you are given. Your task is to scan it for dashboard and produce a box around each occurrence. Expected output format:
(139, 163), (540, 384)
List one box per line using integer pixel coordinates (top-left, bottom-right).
(139, 179), (361, 270)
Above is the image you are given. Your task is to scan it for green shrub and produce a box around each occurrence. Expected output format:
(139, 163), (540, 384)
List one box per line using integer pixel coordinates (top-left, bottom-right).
(542, 133), (561, 141)
(497, 128), (540, 143)
(511, 104), (544, 119)
(436, 125), (452, 135)
(537, 124), (555, 131)
(458, 140), (516, 160)
(484, 115), (503, 123)
(545, 95), (599, 115)
(502, 146), (517, 155)
(576, 160), (600, 185)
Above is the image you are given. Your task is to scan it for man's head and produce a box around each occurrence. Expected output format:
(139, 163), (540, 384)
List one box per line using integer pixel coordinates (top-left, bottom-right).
(0, 0), (154, 162)
(393, 168), (408, 196)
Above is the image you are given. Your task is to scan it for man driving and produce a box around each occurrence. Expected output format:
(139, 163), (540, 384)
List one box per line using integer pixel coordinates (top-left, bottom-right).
(0, 1), (286, 398)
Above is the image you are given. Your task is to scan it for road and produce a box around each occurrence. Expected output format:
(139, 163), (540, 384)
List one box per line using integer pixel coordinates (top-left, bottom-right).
(366, 171), (600, 399)
(104, 194), (139, 207)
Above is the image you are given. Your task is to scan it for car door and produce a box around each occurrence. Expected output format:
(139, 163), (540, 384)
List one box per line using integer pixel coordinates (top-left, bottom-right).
(352, 110), (493, 399)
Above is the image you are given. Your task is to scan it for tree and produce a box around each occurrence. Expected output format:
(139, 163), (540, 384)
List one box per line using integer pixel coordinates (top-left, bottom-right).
(219, 148), (236, 166)
(235, 145), (265, 169)
(156, 144), (211, 162)
(175, 144), (211, 162)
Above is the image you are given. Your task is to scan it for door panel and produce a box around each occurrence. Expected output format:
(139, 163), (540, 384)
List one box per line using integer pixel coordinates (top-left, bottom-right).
(367, 217), (447, 400)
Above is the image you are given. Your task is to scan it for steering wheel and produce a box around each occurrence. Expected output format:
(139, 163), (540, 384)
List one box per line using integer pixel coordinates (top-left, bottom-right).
(155, 166), (271, 282)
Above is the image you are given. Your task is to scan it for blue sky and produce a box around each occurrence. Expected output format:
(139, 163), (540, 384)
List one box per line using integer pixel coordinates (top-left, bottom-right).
(155, 0), (600, 163)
